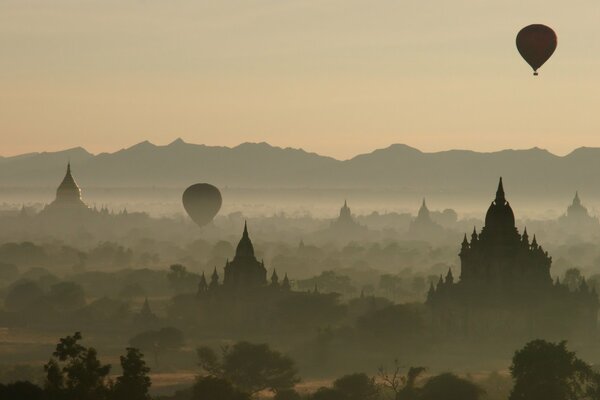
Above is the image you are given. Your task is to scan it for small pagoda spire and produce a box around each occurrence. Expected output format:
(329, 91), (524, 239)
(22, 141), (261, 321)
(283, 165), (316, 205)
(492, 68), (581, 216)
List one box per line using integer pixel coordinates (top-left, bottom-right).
(270, 269), (279, 287)
(281, 273), (291, 290)
(209, 267), (219, 290)
(198, 272), (208, 294)
(471, 227), (478, 242)
(531, 235), (538, 249)
(461, 234), (469, 247)
(522, 227), (529, 245)
(580, 277), (589, 293)
(445, 268), (454, 285)
(426, 282), (436, 303)
(141, 297), (151, 313)
(436, 275), (444, 290)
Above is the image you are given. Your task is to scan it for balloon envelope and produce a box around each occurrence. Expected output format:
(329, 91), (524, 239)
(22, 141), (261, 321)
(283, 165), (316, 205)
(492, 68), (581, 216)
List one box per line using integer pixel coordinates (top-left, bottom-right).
(182, 184), (222, 227)
(516, 24), (557, 75)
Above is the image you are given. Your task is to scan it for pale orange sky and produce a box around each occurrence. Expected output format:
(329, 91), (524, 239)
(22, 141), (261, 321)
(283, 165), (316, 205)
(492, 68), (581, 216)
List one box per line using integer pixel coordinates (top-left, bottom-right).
(1, 0), (600, 160)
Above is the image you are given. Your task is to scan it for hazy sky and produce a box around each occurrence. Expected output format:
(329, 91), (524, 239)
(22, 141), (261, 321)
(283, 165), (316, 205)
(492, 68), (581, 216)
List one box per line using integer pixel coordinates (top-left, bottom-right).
(1, 0), (600, 159)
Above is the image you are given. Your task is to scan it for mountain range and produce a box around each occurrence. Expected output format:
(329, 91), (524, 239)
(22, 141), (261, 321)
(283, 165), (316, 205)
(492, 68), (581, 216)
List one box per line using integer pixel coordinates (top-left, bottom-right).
(1, 139), (600, 197)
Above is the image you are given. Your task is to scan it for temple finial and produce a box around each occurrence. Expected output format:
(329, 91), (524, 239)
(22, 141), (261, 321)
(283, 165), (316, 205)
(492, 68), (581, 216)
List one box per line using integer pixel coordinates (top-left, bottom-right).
(495, 177), (505, 203)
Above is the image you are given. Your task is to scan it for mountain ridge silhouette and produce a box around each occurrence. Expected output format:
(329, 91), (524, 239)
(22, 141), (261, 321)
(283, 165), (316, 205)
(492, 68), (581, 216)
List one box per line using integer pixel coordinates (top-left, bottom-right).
(1, 140), (600, 196)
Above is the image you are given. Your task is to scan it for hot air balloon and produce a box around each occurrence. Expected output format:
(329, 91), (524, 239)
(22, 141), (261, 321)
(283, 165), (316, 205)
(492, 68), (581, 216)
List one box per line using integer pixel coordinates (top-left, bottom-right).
(516, 24), (557, 76)
(182, 183), (222, 227)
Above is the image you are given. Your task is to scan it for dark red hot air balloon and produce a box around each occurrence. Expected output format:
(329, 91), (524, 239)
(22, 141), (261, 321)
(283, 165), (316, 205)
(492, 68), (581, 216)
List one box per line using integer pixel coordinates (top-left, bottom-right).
(516, 24), (557, 76)
(182, 183), (222, 227)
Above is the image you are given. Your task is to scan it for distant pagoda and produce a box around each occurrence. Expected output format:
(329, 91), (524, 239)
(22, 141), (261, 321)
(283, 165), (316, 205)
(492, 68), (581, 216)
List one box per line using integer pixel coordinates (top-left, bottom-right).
(408, 198), (444, 237)
(329, 200), (367, 234)
(558, 191), (598, 229)
(41, 163), (90, 215)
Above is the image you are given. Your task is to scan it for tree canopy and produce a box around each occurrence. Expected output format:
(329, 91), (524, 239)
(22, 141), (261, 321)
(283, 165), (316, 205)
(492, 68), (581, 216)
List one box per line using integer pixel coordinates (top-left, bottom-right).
(510, 339), (597, 400)
(197, 341), (299, 395)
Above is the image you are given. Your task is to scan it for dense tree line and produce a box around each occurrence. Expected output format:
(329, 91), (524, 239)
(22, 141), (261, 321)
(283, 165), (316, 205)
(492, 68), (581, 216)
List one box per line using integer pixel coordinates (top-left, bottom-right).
(2, 334), (599, 400)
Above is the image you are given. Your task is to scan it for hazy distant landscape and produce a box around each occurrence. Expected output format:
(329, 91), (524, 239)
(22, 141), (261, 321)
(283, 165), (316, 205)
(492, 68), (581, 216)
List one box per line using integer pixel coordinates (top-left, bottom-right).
(3, 139), (600, 218)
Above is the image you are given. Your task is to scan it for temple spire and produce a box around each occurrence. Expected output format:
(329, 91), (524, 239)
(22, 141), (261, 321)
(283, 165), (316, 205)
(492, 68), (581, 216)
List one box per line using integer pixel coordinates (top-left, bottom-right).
(495, 177), (505, 204)
(522, 227), (529, 245)
(282, 273), (291, 290)
(235, 221), (255, 258)
(470, 226), (478, 243)
(445, 268), (454, 285)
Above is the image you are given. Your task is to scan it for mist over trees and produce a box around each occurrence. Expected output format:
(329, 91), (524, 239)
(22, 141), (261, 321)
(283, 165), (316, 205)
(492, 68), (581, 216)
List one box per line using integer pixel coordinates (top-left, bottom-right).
(2, 147), (600, 400)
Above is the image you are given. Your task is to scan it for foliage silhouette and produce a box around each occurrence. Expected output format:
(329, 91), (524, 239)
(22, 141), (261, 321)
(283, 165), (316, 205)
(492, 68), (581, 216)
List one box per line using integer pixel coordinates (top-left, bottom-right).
(112, 347), (152, 400)
(332, 373), (378, 400)
(43, 331), (111, 400)
(0, 381), (45, 400)
(197, 341), (299, 395)
(129, 327), (184, 367)
(191, 376), (250, 400)
(420, 373), (484, 400)
(510, 340), (596, 400)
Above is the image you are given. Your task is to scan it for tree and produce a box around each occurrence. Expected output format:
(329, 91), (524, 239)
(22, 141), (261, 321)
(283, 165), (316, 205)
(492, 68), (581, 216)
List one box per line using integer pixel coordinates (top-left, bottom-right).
(510, 339), (594, 400)
(129, 327), (184, 367)
(44, 331), (111, 400)
(192, 376), (250, 400)
(0, 262), (18, 281)
(333, 373), (378, 400)
(420, 373), (484, 400)
(167, 264), (200, 294)
(311, 387), (346, 400)
(112, 348), (152, 400)
(4, 280), (44, 311)
(0, 381), (44, 400)
(378, 360), (425, 400)
(48, 281), (86, 310)
(563, 268), (584, 292)
(197, 341), (299, 395)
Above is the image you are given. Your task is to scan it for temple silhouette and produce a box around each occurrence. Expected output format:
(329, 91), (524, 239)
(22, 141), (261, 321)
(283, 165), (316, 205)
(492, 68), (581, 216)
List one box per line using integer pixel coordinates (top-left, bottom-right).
(318, 200), (368, 240)
(198, 223), (290, 292)
(558, 191), (599, 231)
(223, 222), (267, 288)
(427, 178), (598, 340)
(408, 198), (445, 239)
(40, 163), (90, 215)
